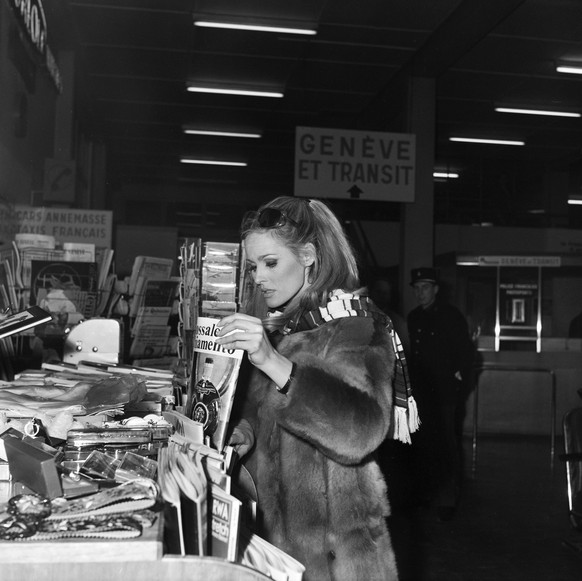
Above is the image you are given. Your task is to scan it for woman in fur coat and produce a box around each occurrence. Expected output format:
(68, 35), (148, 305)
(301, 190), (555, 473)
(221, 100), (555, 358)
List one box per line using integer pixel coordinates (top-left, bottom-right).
(216, 196), (399, 581)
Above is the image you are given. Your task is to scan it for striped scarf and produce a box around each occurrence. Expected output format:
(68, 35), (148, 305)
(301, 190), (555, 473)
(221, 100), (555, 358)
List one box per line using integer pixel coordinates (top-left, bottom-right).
(283, 290), (420, 444)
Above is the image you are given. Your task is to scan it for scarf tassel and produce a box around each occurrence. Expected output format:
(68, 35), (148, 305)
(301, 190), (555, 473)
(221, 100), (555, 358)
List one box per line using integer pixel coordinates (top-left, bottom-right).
(407, 396), (420, 433)
(393, 406), (412, 444)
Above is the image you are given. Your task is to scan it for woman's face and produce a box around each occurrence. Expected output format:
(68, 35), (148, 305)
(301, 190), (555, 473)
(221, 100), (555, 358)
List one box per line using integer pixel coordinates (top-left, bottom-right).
(243, 230), (311, 309)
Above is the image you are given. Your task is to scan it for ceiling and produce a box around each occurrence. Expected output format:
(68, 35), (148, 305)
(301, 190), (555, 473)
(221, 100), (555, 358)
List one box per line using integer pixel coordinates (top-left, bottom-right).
(62, 0), (582, 228)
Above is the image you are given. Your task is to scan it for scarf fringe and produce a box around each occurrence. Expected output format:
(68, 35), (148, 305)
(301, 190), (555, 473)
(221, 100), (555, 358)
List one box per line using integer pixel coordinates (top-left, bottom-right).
(407, 396), (420, 432)
(392, 397), (421, 444)
(393, 406), (412, 444)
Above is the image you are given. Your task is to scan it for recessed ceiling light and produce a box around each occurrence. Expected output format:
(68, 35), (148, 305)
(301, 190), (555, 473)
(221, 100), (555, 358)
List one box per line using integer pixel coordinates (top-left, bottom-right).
(449, 137), (525, 146)
(183, 128), (261, 138)
(495, 107), (580, 118)
(187, 85), (283, 98)
(180, 157), (247, 167)
(194, 20), (317, 35)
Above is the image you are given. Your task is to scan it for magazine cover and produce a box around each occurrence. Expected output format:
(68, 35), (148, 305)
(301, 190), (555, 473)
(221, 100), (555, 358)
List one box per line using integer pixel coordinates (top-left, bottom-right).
(189, 316), (244, 452)
(209, 482), (242, 562)
(29, 260), (99, 326)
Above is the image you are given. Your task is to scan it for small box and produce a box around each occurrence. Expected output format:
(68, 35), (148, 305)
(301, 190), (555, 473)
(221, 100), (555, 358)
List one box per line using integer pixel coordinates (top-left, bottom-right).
(3, 436), (62, 498)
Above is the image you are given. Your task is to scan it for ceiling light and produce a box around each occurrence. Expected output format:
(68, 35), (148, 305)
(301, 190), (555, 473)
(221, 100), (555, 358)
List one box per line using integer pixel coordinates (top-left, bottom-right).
(187, 85), (283, 98)
(449, 137), (525, 146)
(567, 195), (582, 205)
(180, 157), (247, 167)
(495, 107), (580, 118)
(183, 128), (261, 138)
(433, 171), (459, 179)
(194, 20), (317, 35)
(556, 65), (582, 75)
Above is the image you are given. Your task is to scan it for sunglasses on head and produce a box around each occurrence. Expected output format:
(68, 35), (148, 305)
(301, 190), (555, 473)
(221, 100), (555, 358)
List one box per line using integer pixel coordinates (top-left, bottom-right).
(243, 207), (299, 230)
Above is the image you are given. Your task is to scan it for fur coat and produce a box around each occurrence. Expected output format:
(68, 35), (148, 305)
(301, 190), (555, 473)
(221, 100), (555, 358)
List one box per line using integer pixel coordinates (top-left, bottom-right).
(238, 314), (399, 581)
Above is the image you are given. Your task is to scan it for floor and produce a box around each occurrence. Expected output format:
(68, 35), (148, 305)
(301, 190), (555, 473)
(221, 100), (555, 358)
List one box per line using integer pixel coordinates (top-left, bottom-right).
(383, 435), (582, 581)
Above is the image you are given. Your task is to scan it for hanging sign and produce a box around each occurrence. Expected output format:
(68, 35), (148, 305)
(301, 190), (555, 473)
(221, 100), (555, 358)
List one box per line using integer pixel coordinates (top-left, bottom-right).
(8, 0), (47, 56)
(294, 126), (415, 202)
(7, 0), (62, 92)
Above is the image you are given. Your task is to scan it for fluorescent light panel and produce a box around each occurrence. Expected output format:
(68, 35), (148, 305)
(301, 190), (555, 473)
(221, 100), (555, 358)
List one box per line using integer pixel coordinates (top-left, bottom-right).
(183, 128), (261, 138)
(194, 20), (316, 35)
(557, 65), (582, 75)
(495, 106), (580, 118)
(180, 158), (247, 167)
(450, 137), (525, 146)
(187, 85), (283, 98)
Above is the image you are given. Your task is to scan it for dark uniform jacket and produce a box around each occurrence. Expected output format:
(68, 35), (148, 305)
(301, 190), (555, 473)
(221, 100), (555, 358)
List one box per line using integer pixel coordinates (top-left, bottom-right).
(407, 300), (473, 404)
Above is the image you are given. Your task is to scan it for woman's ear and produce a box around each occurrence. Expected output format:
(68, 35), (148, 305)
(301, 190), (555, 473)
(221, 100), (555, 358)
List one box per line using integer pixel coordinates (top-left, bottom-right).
(301, 243), (316, 267)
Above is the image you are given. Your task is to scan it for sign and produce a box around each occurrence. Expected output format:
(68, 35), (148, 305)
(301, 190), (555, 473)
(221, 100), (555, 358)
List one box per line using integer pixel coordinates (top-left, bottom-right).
(499, 282), (537, 325)
(294, 127), (416, 202)
(0, 205), (113, 247)
(478, 256), (561, 267)
(43, 159), (76, 203)
(8, 0), (47, 56)
(7, 0), (62, 92)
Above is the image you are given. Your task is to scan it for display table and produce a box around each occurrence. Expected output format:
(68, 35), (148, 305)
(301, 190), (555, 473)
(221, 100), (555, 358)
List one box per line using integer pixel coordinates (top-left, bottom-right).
(0, 509), (164, 563)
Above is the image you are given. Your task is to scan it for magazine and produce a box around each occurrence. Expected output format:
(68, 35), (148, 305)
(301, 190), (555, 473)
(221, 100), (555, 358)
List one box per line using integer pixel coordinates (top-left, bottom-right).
(0, 305), (53, 339)
(188, 316), (244, 452)
(239, 528), (305, 581)
(158, 443), (208, 556)
(208, 482), (242, 562)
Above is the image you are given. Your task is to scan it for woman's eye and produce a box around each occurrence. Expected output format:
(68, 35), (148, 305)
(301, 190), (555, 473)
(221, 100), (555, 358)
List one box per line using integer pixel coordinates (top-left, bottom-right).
(265, 261), (277, 269)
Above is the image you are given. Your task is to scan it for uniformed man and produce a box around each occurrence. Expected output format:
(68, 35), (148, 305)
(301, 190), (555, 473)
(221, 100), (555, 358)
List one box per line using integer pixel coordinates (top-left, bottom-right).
(407, 267), (474, 521)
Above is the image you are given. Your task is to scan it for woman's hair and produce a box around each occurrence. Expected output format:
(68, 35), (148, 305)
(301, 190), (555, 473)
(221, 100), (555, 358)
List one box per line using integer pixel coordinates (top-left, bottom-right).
(240, 196), (361, 330)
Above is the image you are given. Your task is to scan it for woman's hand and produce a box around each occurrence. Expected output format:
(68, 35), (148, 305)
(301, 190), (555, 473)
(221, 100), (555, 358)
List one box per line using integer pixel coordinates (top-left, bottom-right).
(215, 313), (273, 367)
(215, 313), (294, 390)
(227, 419), (255, 459)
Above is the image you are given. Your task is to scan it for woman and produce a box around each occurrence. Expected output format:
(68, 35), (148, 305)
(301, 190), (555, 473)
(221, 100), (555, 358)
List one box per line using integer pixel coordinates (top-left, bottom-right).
(216, 196), (399, 581)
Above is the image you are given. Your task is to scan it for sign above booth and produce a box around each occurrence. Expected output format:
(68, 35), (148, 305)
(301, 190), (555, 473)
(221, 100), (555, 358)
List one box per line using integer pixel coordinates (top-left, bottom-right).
(294, 126), (415, 202)
(477, 256), (561, 267)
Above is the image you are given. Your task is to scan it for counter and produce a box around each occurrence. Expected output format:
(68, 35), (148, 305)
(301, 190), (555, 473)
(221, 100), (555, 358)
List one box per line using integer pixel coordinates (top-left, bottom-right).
(1, 555), (270, 581)
(466, 341), (582, 438)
